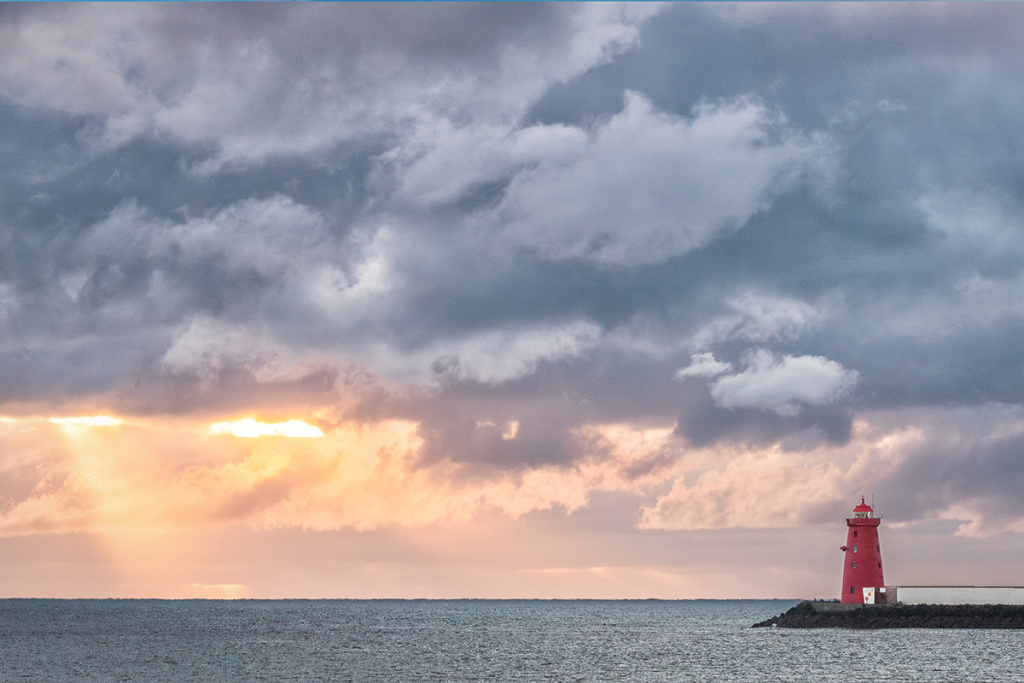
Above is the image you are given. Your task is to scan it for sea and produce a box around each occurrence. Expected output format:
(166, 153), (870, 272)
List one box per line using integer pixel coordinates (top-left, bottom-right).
(1, 599), (1021, 682)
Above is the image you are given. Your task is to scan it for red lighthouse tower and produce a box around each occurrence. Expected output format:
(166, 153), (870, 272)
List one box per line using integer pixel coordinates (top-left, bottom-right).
(840, 497), (885, 604)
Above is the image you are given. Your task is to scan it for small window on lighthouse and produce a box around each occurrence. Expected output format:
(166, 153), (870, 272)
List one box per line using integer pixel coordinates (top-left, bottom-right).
(853, 531), (858, 538)
(853, 545), (858, 553)
(851, 563), (857, 568)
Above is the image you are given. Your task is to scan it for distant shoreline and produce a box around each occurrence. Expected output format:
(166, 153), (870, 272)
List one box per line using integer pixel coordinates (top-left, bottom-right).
(754, 601), (1024, 629)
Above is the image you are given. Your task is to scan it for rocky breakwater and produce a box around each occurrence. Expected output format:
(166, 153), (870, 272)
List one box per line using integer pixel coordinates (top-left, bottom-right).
(753, 600), (1024, 629)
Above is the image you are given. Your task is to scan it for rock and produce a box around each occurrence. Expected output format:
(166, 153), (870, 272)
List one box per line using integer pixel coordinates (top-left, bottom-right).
(752, 603), (1024, 629)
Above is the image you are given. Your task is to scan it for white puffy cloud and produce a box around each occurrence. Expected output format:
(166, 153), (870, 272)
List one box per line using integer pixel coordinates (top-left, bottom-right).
(488, 93), (828, 266)
(708, 349), (859, 416)
(686, 293), (825, 352)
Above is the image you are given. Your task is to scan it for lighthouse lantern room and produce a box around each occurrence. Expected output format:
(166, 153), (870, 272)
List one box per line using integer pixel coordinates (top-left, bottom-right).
(840, 497), (885, 604)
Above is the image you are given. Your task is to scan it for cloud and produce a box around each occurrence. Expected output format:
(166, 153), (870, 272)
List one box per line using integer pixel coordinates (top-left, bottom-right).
(80, 193), (332, 282)
(871, 404), (1024, 536)
(490, 93), (828, 266)
(640, 418), (916, 530)
(0, 3), (663, 167)
(706, 349), (859, 417)
(426, 321), (603, 384)
(158, 315), (336, 388)
(675, 352), (732, 379)
(388, 119), (589, 209)
(685, 293), (825, 351)
(0, 413), (672, 536)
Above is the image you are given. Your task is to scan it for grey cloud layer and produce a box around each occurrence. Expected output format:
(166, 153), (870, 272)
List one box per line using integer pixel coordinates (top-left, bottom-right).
(3, 3), (1024, 529)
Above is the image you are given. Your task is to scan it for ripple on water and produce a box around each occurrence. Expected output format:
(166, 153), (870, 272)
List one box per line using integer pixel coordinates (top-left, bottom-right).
(0, 599), (1021, 682)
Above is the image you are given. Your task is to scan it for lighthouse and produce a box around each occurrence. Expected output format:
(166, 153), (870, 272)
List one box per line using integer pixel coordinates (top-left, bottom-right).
(840, 497), (885, 604)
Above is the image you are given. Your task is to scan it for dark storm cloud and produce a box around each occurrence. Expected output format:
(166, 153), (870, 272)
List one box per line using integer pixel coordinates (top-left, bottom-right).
(4, 2), (1024, 532)
(0, 1), (658, 407)
(843, 317), (1024, 409)
(405, 351), (695, 469)
(675, 387), (854, 449)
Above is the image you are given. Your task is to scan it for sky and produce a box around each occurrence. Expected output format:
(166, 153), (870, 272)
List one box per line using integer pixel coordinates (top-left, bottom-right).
(3, 2), (1024, 599)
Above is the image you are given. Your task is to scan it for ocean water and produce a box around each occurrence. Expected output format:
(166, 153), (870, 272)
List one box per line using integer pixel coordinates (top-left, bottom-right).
(1, 599), (1021, 682)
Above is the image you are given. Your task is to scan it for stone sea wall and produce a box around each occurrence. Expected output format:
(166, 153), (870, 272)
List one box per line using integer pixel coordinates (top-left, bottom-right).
(752, 600), (1024, 629)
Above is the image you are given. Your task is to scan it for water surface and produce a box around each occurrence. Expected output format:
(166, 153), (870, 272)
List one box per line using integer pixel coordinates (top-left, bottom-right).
(1, 599), (1020, 681)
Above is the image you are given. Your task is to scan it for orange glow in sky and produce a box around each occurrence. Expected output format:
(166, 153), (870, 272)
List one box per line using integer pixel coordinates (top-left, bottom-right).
(48, 416), (123, 427)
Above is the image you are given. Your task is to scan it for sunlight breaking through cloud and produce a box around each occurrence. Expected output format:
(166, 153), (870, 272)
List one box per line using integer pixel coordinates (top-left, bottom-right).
(209, 418), (325, 438)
